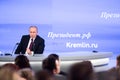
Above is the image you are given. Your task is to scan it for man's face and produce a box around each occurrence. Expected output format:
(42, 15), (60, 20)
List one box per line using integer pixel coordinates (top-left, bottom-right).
(116, 60), (120, 67)
(29, 27), (37, 38)
(55, 60), (61, 74)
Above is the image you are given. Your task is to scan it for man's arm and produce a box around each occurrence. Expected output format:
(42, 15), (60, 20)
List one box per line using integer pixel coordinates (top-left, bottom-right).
(34, 37), (45, 54)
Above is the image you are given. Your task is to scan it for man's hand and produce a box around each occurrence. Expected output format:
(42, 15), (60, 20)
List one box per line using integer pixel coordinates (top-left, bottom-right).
(26, 48), (32, 55)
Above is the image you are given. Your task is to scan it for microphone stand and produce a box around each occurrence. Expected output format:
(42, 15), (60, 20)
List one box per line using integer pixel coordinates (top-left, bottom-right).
(11, 43), (19, 56)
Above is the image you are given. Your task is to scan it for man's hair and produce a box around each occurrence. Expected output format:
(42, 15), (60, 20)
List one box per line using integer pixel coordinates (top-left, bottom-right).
(68, 61), (94, 80)
(35, 70), (54, 80)
(117, 55), (120, 66)
(1, 63), (19, 71)
(29, 26), (38, 32)
(42, 53), (60, 74)
(15, 55), (31, 69)
(48, 53), (59, 60)
(18, 68), (35, 80)
(117, 55), (120, 60)
(42, 57), (57, 74)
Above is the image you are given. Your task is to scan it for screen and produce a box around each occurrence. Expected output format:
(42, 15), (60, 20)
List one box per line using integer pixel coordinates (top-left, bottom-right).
(0, 0), (120, 54)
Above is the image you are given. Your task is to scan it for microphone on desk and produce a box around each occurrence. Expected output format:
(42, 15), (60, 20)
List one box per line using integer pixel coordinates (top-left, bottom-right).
(4, 43), (19, 56)
(92, 50), (98, 53)
(12, 42), (19, 55)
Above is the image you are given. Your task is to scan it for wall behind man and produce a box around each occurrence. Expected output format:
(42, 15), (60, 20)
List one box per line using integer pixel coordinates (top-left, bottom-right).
(0, 0), (120, 54)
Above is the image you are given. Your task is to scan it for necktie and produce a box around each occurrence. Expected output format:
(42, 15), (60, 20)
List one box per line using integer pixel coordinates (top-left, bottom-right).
(29, 39), (34, 51)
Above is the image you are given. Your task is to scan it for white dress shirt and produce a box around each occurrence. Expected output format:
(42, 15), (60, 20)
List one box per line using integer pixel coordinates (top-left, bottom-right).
(25, 38), (35, 56)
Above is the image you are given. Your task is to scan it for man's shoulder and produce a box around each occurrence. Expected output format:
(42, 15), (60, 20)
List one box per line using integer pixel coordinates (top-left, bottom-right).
(21, 35), (30, 40)
(21, 35), (30, 38)
(22, 35), (29, 37)
(36, 35), (44, 41)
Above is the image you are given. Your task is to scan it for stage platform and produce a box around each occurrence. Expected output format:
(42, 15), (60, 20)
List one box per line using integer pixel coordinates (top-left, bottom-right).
(0, 51), (113, 72)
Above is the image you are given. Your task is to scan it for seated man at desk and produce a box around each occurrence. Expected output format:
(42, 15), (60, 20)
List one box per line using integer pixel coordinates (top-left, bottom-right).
(15, 26), (45, 56)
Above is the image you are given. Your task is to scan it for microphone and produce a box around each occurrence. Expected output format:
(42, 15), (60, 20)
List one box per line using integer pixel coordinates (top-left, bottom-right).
(92, 50), (98, 53)
(4, 43), (19, 56)
(12, 42), (19, 55)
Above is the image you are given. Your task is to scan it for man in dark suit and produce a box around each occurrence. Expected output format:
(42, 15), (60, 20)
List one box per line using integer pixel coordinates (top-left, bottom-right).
(15, 26), (45, 56)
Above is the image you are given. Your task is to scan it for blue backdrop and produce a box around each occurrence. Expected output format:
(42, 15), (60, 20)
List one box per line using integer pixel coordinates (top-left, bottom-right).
(0, 0), (120, 54)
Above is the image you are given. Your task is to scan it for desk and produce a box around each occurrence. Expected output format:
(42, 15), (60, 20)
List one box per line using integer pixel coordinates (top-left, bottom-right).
(0, 51), (113, 72)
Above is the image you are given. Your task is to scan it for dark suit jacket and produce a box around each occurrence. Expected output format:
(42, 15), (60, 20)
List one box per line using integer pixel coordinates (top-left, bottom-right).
(15, 35), (45, 54)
